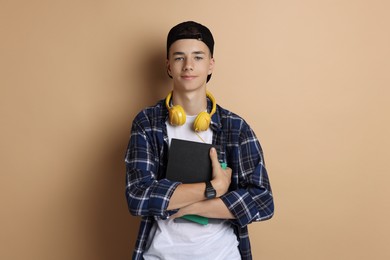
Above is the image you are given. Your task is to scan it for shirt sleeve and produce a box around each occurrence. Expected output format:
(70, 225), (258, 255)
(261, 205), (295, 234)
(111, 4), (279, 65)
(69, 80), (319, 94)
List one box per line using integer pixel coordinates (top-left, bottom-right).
(125, 116), (180, 219)
(220, 127), (274, 227)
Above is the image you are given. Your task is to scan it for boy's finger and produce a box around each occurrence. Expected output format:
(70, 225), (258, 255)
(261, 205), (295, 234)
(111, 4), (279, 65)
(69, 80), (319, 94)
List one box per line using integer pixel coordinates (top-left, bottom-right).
(209, 147), (219, 166)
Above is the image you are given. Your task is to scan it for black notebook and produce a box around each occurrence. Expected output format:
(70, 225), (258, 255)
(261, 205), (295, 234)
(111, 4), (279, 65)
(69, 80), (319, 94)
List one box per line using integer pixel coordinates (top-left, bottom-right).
(166, 138), (214, 225)
(166, 138), (214, 183)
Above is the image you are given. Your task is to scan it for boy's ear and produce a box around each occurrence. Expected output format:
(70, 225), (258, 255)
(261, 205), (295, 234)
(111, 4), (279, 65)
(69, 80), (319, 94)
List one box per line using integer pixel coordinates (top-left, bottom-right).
(166, 59), (172, 78)
(208, 57), (215, 75)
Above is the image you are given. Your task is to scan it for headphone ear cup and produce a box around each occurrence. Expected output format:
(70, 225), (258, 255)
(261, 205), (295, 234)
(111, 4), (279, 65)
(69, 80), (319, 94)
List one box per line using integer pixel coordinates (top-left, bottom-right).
(193, 111), (211, 132)
(169, 105), (186, 126)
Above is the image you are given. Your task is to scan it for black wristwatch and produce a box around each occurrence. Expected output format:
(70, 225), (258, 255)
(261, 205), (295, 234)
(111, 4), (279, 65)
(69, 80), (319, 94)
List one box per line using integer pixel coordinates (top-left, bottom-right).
(205, 181), (216, 199)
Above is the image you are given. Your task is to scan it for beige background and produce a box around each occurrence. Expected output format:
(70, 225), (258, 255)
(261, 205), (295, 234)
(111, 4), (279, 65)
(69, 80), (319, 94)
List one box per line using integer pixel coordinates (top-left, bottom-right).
(1, 0), (389, 259)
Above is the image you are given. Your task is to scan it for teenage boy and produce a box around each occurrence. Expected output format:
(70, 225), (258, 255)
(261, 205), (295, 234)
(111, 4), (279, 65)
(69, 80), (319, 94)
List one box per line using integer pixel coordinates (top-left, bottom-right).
(125, 21), (274, 260)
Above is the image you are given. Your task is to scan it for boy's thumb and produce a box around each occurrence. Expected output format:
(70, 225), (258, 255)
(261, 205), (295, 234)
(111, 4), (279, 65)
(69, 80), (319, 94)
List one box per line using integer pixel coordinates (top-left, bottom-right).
(210, 147), (219, 165)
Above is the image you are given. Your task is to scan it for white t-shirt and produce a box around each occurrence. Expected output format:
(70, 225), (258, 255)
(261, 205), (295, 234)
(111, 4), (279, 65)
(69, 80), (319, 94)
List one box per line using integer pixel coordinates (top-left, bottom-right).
(143, 115), (240, 260)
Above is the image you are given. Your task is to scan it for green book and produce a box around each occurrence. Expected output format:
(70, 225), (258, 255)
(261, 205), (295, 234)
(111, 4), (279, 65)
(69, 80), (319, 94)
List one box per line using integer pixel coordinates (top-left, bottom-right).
(181, 214), (209, 225)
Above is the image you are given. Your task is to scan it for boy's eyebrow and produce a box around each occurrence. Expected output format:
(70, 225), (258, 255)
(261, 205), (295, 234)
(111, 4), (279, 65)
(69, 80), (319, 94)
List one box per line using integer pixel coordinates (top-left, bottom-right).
(193, 51), (206, 55)
(172, 51), (206, 56)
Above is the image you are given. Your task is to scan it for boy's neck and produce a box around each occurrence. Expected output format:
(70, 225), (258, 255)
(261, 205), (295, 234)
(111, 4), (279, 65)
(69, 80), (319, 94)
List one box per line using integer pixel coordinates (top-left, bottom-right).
(171, 89), (207, 116)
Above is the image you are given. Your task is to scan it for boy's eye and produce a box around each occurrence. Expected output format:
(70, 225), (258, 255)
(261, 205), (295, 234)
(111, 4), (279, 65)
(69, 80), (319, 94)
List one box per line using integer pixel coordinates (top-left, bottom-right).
(195, 56), (203, 60)
(174, 57), (184, 61)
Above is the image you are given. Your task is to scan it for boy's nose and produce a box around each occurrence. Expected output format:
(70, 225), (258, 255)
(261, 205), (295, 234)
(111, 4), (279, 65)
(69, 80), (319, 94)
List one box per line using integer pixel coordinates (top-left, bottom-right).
(183, 60), (193, 71)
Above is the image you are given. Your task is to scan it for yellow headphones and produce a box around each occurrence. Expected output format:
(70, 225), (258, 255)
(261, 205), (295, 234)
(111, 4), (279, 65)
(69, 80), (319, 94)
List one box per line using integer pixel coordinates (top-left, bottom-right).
(165, 90), (217, 132)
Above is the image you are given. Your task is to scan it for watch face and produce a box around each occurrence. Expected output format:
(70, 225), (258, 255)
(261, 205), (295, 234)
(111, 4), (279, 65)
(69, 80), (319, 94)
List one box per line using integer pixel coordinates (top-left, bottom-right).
(206, 188), (216, 199)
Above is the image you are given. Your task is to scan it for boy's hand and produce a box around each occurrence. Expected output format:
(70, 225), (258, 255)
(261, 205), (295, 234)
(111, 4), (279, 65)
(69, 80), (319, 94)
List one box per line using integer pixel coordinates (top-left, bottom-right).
(209, 148), (232, 197)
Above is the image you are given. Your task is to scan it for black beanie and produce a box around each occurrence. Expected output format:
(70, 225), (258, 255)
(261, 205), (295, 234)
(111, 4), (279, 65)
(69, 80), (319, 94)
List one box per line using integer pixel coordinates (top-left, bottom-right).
(167, 21), (215, 82)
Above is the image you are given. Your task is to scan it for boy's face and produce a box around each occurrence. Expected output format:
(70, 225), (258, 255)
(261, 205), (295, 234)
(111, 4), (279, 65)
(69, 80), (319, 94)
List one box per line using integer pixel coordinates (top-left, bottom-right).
(167, 39), (214, 92)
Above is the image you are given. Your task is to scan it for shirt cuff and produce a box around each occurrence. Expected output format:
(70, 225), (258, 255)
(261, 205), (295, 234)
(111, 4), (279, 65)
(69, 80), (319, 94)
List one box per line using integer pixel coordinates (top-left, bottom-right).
(220, 189), (259, 227)
(148, 179), (181, 218)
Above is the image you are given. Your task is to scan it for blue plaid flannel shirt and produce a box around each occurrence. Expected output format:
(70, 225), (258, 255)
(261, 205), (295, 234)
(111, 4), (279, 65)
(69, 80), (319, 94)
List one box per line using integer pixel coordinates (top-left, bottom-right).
(125, 99), (274, 260)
